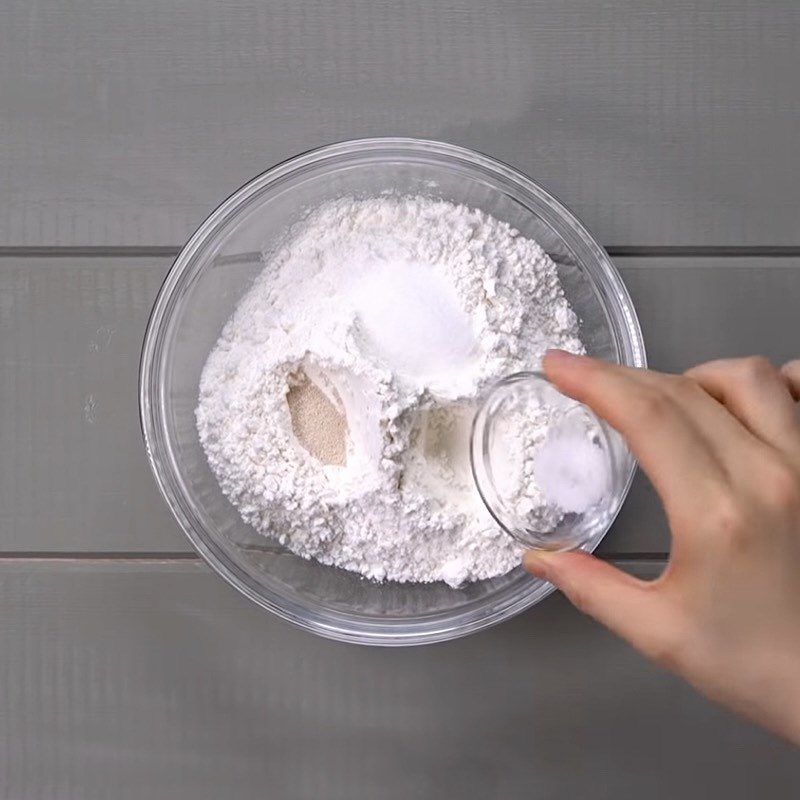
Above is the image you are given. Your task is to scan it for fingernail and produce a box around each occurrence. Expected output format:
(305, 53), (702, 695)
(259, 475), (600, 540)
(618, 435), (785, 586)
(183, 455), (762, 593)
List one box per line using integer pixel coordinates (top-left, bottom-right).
(522, 550), (556, 579)
(543, 349), (587, 369)
(544, 348), (576, 362)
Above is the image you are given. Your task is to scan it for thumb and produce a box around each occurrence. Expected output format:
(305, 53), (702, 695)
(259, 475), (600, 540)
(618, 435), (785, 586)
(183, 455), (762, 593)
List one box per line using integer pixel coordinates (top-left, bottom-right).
(524, 550), (676, 663)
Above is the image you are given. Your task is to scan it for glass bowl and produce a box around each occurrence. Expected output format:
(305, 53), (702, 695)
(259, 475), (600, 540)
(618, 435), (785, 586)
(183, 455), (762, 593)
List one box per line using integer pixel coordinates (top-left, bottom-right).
(471, 371), (630, 552)
(139, 138), (646, 646)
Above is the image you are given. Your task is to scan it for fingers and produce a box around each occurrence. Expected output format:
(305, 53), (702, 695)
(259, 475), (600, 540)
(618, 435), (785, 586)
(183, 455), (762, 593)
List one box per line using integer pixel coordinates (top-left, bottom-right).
(543, 350), (725, 506)
(782, 360), (800, 401)
(523, 551), (680, 667)
(686, 358), (800, 454)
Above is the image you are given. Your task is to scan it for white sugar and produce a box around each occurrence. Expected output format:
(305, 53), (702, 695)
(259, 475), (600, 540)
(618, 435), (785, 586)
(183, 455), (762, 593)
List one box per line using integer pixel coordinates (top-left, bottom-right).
(534, 417), (610, 514)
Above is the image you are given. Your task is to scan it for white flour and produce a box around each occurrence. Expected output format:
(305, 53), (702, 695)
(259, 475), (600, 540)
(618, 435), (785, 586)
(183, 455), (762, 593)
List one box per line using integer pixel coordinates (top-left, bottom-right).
(196, 196), (583, 586)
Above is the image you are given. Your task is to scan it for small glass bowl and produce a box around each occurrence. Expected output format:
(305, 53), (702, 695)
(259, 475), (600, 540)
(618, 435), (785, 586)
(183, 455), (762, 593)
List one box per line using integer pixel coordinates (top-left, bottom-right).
(471, 371), (630, 552)
(139, 138), (645, 645)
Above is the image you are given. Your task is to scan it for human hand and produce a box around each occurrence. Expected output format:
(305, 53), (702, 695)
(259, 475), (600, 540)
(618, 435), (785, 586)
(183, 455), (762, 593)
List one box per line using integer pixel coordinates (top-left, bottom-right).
(524, 351), (800, 745)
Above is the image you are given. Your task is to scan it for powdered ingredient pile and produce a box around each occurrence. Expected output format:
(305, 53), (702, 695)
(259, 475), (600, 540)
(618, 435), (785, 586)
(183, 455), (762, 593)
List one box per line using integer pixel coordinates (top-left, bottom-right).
(196, 196), (583, 586)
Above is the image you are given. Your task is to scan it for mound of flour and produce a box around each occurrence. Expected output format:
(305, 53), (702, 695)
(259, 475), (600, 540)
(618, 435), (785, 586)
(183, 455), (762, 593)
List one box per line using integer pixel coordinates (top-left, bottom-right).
(196, 196), (583, 586)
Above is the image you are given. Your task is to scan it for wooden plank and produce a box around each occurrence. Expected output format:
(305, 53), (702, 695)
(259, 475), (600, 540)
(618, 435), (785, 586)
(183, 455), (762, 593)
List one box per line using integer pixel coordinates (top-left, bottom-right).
(0, 0), (798, 247)
(2, 256), (799, 555)
(622, 258), (800, 371)
(0, 257), (185, 552)
(0, 560), (796, 799)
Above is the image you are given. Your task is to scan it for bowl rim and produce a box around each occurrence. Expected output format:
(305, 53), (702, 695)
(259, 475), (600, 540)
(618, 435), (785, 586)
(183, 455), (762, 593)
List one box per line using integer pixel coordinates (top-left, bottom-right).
(139, 136), (647, 646)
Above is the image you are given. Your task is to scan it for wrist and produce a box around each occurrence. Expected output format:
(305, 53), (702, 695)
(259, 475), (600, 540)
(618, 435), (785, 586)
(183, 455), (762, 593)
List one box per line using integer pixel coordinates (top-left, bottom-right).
(761, 653), (800, 746)
(786, 680), (800, 747)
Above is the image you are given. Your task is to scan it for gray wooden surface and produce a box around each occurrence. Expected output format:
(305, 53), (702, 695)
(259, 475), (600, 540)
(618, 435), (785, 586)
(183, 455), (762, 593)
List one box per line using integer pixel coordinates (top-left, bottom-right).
(0, 0), (798, 247)
(2, 0), (799, 796)
(0, 561), (798, 800)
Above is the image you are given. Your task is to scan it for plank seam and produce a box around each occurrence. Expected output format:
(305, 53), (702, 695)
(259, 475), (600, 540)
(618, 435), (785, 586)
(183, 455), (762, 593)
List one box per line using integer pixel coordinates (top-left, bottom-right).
(1, 246), (800, 259)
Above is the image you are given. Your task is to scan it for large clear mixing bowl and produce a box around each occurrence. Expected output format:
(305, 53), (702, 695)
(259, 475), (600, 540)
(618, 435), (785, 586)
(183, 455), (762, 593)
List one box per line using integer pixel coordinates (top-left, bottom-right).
(139, 138), (646, 646)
